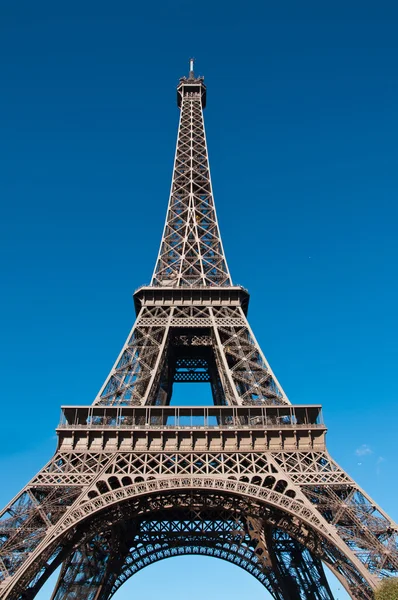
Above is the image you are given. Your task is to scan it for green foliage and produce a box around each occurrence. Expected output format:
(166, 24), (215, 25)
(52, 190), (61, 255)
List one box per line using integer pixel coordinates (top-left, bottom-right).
(375, 578), (398, 600)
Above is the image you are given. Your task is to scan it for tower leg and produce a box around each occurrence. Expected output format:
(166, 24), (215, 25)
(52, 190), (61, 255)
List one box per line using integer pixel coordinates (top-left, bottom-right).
(268, 528), (334, 600)
(50, 527), (131, 600)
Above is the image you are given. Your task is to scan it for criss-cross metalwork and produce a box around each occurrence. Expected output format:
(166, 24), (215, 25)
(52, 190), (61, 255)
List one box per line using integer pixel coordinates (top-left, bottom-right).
(94, 303), (289, 407)
(152, 68), (230, 288)
(0, 61), (397, 600)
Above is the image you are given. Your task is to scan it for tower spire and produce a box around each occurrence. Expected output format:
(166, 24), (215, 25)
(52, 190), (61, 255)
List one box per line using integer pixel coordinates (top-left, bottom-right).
(152, 63), (227, 287)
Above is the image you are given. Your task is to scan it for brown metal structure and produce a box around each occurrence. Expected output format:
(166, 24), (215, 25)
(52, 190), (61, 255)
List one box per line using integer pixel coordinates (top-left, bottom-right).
(0, 61), (397, 600)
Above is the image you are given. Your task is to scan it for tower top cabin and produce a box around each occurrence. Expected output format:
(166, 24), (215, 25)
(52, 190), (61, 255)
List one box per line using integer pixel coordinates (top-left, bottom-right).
(177, 58), (207, 109)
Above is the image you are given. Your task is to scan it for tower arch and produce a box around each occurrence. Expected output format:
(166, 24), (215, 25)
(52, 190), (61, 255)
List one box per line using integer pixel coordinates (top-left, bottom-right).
(0, 482), (376, 600)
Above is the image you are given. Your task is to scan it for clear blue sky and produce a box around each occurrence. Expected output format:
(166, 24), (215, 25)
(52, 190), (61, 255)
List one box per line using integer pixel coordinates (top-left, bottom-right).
(0, 1), (397, 599)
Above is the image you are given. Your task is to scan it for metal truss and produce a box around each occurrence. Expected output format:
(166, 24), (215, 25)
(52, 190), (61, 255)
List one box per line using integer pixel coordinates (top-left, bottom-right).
(0, 62), (397, 600)
(152, 68), (231, 287)
(268, 528), (333, 599)
(49, 509), (334, 600)
(1, 440), (397, 599)
(94, 305), (289, 406)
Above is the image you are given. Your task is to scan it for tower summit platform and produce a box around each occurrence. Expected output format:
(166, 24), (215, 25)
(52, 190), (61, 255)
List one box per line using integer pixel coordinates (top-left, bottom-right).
(177, 58), (207, 108)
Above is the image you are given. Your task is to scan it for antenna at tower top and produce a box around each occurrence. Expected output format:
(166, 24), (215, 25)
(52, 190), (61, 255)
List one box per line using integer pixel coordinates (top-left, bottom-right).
(189, 58), (195, 78)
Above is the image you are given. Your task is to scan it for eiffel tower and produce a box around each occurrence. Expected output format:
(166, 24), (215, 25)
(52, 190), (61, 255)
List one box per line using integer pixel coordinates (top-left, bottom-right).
(0, 60), (397, 600)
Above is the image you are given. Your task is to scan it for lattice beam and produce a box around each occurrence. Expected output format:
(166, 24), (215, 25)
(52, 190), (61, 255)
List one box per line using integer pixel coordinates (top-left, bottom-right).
(152, 70), (231, 287)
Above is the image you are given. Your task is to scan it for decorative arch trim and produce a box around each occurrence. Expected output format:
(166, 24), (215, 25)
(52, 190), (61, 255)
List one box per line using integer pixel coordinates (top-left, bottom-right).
(2, 476), (375, 600)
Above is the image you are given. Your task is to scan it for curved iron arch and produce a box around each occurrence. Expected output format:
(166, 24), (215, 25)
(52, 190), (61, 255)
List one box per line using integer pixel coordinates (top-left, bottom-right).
(109, 529), (335, 600)
(3, 479), (373, 600)
(50, 504), (334, 600)
(111, 542), (282, 598)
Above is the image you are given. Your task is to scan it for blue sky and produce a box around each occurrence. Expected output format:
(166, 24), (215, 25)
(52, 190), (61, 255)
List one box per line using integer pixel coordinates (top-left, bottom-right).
(0, 1), (397, 598)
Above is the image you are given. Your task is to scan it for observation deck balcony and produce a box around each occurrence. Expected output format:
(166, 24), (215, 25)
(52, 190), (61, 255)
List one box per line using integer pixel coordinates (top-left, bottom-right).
(57, 405), (326, 453)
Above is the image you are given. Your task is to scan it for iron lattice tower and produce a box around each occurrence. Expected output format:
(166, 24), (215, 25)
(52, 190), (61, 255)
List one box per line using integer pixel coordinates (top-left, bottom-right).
(0, 61), (397, 600)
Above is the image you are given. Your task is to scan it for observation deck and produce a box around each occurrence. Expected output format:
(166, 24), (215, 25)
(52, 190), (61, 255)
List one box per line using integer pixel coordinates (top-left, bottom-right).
(177, 59), (207, 108)
(57, 404), (326, 453)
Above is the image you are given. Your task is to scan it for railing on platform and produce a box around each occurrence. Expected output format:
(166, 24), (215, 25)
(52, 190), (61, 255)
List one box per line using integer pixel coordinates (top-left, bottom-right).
(58, 405), (324, 430)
